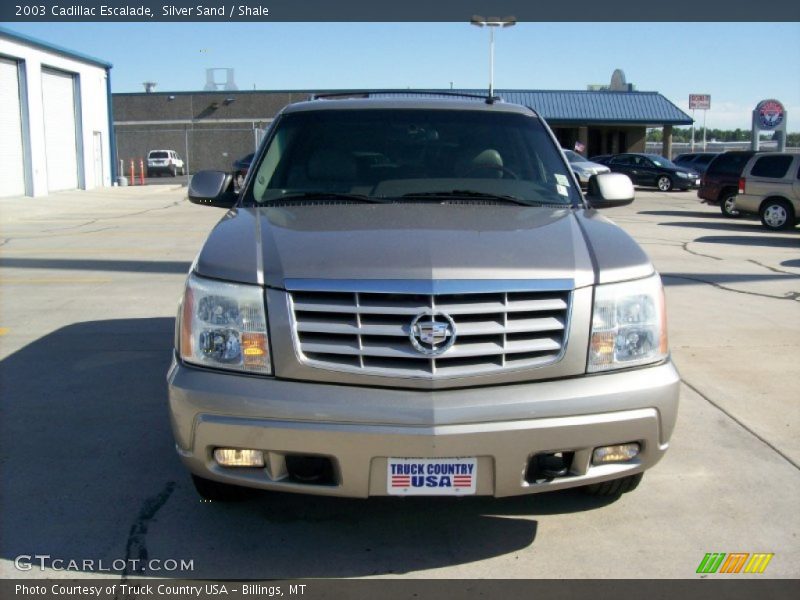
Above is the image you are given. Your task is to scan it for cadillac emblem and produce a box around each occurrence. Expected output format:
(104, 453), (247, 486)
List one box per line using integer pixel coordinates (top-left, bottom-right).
(409, 312), (457, 356)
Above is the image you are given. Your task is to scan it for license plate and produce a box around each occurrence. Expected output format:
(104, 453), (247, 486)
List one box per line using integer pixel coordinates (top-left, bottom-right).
(387, 457), (477, 496)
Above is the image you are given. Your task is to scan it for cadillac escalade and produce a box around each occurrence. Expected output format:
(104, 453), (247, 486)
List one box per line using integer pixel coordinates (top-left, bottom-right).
(167, 95), (680, 501)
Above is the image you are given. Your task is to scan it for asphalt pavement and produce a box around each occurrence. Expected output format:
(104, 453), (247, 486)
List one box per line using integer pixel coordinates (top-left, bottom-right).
(0, 185), (798, 579)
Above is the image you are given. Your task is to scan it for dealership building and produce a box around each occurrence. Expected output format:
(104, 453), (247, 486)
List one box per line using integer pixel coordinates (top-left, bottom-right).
(0, 28), (115, 198)
(113, 86), (693, 174)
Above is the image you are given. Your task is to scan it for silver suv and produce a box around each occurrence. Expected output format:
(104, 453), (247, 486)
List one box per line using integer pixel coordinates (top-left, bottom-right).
(735, 152), (800, 230)
(169, 96), (680, 501)
(147, 149), (185, 177)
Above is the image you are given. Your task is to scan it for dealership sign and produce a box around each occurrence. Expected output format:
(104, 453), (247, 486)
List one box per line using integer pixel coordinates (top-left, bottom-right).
(755, 99), (785, 130)
(689, 94), (711, 110)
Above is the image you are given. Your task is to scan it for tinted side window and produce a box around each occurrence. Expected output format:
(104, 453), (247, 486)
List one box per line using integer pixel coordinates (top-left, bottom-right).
(708, 153), (753, 176)
(610, 155), (630, 165)
(750, 155), (793, 178)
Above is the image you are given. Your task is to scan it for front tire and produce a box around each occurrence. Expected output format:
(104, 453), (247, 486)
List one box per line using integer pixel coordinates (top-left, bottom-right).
(657, 175), (673, 192)
(583, 473), (643, 497)
(191, 475), (254, 502)
(760, 199), (795, 231)
(720, 192), (740, 218)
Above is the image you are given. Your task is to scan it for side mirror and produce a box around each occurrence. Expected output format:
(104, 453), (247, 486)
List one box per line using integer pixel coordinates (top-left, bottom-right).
(585, 173), (635, 208)
(188, 170), (237, 208)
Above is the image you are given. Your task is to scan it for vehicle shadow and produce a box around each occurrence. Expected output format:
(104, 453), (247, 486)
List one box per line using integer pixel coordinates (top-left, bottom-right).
(693, 235), (800, 249)
(659, 220), (800, 237)
(662, 272), (800, 286)
(0, 318), (620, 579)
(0, 257), (192, 274)
(637, 210), (732, 219)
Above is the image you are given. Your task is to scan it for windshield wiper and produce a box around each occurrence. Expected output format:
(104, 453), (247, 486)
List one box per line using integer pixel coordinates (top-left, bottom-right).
(261, 192), (388, 204)
(392, 190), (535, 206)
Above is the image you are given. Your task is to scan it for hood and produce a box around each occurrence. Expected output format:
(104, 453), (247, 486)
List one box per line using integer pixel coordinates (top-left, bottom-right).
(194, 203), (652, 289)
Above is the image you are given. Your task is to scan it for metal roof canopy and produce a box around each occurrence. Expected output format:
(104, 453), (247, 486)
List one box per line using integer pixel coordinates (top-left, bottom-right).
(369, 89), (692, 126)
(113, 87), (693, 127)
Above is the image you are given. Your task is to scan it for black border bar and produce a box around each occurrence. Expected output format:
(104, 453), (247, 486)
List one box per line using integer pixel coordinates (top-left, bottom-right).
(3, 1), (800, 22)
(3, 579), (800, 600)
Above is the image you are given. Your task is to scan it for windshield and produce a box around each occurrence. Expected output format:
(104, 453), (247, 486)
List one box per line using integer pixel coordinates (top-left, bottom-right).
(244, 109), (581, 206)
(646, 154), (677, 169)
(149, 151), (168, 159)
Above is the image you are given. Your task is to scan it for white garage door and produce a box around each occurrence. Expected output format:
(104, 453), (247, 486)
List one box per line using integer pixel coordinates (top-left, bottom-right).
(42, 68), (79, 192)
(0, 58), (26, 197)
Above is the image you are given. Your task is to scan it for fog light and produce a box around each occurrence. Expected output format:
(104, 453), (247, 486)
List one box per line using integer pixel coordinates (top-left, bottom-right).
(214, 448), (265, 467)
(592, 443), (640, 465)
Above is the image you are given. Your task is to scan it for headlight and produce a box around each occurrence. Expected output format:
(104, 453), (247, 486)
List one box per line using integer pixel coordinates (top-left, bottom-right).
(588, 274), (668, 372)
(179, 273), (272, 375)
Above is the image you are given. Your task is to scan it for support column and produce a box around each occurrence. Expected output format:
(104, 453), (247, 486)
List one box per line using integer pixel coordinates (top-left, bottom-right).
(662, 125), (673, 159)
(578, 126), (588, 155)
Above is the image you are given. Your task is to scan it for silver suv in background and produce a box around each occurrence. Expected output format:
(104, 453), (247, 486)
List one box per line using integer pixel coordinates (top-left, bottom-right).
(735, 153), (800, 230)
(147, 149), (185, 177)
(169, 95), (680, 502)
(563, 149), (610, 187)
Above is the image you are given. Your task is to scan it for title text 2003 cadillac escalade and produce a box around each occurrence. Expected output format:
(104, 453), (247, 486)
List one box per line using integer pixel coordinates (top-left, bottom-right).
(168, 95), (680, 501)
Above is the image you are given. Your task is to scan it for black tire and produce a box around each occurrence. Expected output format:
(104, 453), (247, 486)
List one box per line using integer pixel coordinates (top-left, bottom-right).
(191, 474), (254, 502)
(170, 166), (177, 178)
(583, 472), (643, 497)
(656, 175), (673, 192)
(719, 191), (740, 218)
(760, 198), (795, 231)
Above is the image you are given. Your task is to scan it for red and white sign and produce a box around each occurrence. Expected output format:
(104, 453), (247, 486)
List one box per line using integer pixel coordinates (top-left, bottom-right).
(689, 94), (711, 110)
(387, 457), (477, 495)
(755, 99), (785, 130)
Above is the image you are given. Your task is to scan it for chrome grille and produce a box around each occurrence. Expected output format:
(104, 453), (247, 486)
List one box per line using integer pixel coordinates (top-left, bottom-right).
(288, 286), (572, 378)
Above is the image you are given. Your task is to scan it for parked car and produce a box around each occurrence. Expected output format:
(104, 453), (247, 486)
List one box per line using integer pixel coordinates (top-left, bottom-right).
(697, 151), (759, 218)
(734, 152), (800, 230)
(562, 149), (610, 186)
(232, 152), (254, 188)
(596, 153), (700, 191)
(673, 152), (720, 175)
(171, 95), (679, 502)
(146, 149), (185, 177)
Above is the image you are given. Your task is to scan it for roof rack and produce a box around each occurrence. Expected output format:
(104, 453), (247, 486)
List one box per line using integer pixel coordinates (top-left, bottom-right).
(309, 90), (504, 104)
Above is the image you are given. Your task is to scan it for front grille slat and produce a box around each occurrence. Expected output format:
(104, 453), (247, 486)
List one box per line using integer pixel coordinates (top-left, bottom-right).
(289, 285), (571, 378)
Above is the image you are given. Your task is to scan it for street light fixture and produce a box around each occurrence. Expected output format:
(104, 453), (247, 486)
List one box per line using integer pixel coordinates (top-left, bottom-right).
(470, 15), (516, 97)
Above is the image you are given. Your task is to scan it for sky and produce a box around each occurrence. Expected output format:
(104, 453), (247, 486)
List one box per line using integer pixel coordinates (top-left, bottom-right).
(4, 21), (799, 131)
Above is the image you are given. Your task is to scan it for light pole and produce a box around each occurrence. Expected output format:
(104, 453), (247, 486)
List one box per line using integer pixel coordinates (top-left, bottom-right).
(470, 15), (516, 97)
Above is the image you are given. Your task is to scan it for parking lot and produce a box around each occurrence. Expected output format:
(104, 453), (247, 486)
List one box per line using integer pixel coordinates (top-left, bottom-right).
(0, 185), (798, 578)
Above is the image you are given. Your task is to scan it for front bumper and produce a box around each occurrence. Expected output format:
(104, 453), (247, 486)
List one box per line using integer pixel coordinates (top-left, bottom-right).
(673, 177), (700, 190)
(167, 360), (680, 497)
